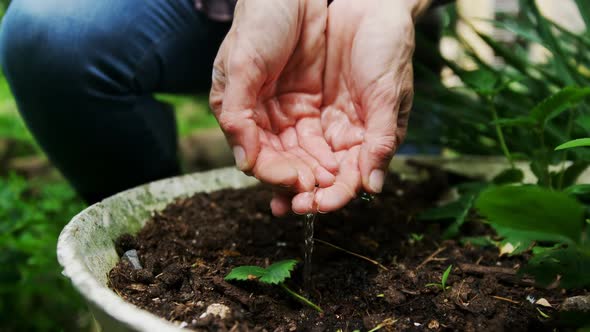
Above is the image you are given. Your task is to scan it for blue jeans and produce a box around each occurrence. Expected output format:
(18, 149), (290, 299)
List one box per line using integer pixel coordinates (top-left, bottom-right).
(0, 0), (230, 203)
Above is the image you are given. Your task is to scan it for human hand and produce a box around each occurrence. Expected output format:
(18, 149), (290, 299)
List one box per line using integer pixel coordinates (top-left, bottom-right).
(210, 0), (339, 216)
(296, 0), (418, 213)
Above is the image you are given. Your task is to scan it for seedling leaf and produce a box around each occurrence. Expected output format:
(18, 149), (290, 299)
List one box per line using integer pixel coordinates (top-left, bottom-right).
(441, 264), (452, 289)
(225, 266), (266, 281)
(259, 259), (297, 285)
(555, 138), (590, 151)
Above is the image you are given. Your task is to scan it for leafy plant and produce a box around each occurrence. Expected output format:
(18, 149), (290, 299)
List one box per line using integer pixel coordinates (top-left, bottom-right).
(417, 1), (590, 292)
(225, 259), (323, 312)
(0, 174), (89, 331)
(426, 264), (453, 291)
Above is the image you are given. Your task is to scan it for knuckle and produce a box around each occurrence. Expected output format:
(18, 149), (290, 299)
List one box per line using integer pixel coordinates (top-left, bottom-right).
(218, 112), (240, 134)
(369, 136), (396, 161)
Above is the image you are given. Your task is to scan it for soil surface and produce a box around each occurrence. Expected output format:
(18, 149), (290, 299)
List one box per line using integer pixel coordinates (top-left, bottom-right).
(109, 171), (580, 331)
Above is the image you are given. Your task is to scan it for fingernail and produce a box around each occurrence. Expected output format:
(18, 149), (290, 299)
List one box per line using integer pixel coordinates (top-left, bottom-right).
(369, 169), (385, 193)
(232, 146), (247, 170)
(315, 191), (327, 214)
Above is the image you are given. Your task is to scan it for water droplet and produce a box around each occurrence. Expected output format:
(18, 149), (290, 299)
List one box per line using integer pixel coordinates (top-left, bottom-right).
(360, 192), (374, 202)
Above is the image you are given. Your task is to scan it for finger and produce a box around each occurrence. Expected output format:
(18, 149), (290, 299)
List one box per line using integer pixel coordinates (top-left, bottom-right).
(214, 30), (269, 172)
(217, 110), (260, 172)
(279, 128), (335, 188)
(292, 192), (315, 215)
(282, 151), (316, 193)
(271, 191), (292, 217)
(252, 148), (298, 188)
(315, 146), (361, 213)
(296, 118), (339, 172)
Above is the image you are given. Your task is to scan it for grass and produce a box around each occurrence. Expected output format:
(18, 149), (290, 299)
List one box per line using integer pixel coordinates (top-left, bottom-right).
(0, 74), (218, 331)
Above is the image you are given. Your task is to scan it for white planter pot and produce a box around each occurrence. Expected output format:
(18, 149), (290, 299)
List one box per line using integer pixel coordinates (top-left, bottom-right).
(57, 156), (589, 331)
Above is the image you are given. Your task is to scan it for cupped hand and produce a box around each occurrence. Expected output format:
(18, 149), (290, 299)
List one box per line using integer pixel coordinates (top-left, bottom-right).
(210, 0), (338, 216)
(298, 0), (417, 213)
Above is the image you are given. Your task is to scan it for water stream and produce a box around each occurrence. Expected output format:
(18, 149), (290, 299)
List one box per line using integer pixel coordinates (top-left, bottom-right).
(303, 213), (316, 294)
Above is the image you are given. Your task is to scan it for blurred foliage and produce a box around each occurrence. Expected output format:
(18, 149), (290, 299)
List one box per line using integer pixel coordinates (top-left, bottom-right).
(418, 0), (590, 309)
(0, 174), (89, 331)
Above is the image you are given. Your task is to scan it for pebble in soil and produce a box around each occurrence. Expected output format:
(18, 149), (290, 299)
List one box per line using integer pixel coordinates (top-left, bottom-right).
(108, 171), (582, 331)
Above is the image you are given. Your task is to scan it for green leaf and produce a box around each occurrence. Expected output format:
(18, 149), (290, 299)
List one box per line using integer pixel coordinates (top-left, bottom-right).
(418, 194), (476, 239)
(259, 260), (297, 285)
(530, 0), (578, 85)
(521, 245), (590, 288)
(459, 69), (499, 96)
(441, 264), (453, 289)
(492, 117), (536, 128)
(564, 184), (590, 197)
(493, 168), (524, 185)
(555, 138), (590, 150)
(486, 19), (543, 45)
(531, 87), (590, 126)
(460, 236), (496, 247)
(558, 162), (590, 188)
(418, 199), (469, 221)
(574, 0), (590, 35)
(225, 266), (266, 281)
(476, 185), (584, 244)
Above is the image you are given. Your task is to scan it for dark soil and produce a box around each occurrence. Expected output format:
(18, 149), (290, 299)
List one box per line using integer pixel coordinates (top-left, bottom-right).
(109, 171), (579, 331)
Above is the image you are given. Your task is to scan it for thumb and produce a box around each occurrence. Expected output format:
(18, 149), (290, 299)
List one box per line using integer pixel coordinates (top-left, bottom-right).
(359, 72), (413, 194)
(211, 40), (265, 172)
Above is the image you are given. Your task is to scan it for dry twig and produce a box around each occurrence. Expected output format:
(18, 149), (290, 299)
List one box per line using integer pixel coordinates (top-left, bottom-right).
(416, 246), (447, 270)
(314, 238), (388, 271)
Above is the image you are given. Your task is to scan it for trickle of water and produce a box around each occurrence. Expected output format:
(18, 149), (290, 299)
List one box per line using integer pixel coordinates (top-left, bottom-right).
(303, 213), (316, 294)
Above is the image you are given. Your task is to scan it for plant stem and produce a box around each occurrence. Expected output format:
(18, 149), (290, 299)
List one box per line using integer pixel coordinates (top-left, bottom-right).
(556, 106), (579, 190)
(539, 127), (553, 189)
(489, 96), (515, 168)
(279, 283), (323, 313)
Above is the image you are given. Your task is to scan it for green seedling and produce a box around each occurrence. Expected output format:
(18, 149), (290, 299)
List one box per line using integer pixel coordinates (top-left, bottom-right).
(409, 233), (425, 245)
(225, 259), (323, 312)
(426, 264), (453, 291)
(410, 233), (424, 242)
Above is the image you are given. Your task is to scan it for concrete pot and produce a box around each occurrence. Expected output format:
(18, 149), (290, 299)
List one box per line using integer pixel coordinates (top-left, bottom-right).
(57, 156), (590, 331)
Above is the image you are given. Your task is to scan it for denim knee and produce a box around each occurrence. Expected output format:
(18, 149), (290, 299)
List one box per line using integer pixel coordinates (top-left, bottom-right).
(1, 0), (156, 105)
(0, 1), (90, 97)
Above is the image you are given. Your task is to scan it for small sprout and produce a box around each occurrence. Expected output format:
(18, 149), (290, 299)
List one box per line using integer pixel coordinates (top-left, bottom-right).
(536, 307), (551, 319)
(409, 233), (424, 245)
(426, 264), (453, 291)
(376, 293), (385, 298)
(225, 260), (322, 312)
(410, 233), (424, 241)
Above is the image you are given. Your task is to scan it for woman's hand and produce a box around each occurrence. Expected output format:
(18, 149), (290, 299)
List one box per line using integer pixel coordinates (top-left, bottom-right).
(210, 0), (338, 216)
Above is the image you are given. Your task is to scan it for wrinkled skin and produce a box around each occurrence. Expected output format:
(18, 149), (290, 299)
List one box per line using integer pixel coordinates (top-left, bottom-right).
(210, 0), (417, 216)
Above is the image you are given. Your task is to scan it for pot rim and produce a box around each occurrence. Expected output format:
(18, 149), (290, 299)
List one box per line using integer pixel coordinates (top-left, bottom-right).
(57, 167), (256, 332)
